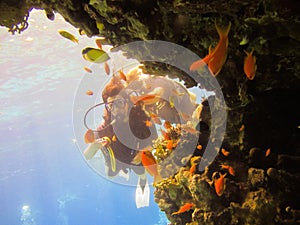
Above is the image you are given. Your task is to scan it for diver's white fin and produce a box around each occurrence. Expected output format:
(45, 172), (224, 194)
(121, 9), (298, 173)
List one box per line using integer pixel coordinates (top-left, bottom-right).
(135, 177), (150, 208)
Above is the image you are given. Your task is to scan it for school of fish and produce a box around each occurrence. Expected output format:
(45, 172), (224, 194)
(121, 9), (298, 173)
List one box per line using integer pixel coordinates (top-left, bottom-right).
(190, 20), (257, 80)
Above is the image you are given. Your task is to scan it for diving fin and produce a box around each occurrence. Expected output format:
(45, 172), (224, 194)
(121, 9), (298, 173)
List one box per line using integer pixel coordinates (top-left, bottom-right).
(135, 176), (150, 208)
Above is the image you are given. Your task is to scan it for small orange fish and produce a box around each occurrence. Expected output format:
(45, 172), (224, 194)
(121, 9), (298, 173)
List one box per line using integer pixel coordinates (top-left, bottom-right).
(84, 129), (95, 143)
(119, 70), (127, 81)
(239, 124), (245, 132)
(166, 140), (173, 150)
(172, 203), (195, 215)
(220, 164), (235, 176)
(144, 120), (153, 127)
(95, 38), (103, 49)
(112, 135), (117, 142)
(163, 121), (172, 129)
(141, 150), (162, 183)
(86, 90), (93, 95)
(196, 144), (202, 150)
(221, 148), (230, 156)
(244, 49), (257, 80)
(190, 21), (231, 76)
(265, 148), (271, 157)
(104, 62), (110, 75)
(190, 164), (197, 174)
(228, 167), (235, 176)
(214, 173), (226, 196)
(84, 66), (92, 73)
(130, 94), (158, 105)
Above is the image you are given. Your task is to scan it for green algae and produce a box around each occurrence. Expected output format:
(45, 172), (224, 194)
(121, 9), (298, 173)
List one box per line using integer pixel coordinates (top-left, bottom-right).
(124, 13), (149, 40)
(89, 0), (120, 25)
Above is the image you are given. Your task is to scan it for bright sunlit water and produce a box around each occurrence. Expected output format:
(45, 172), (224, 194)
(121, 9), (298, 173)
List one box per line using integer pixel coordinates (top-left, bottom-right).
(0, 9), (169, 225)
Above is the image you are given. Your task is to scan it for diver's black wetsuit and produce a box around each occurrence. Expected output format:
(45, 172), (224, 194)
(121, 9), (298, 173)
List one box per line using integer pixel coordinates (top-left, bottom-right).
(95, 104), (157, 177)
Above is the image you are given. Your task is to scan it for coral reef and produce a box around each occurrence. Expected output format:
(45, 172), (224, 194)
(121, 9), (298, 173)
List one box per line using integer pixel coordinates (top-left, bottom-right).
(1, 0), (299, 224)
(154, 146), (300, 224)
(153, 96), (300, 224)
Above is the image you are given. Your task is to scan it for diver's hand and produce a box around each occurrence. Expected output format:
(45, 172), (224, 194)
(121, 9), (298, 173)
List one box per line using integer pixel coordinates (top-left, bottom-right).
(94, 138), (106, 147)
(97, 136), (111, 147)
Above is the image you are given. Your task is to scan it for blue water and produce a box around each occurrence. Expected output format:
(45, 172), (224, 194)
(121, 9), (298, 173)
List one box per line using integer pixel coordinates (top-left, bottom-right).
(0, 10), (168, 225)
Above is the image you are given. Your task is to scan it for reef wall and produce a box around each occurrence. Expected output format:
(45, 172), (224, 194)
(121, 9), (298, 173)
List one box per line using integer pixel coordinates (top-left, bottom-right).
(1, 0), (299, 224)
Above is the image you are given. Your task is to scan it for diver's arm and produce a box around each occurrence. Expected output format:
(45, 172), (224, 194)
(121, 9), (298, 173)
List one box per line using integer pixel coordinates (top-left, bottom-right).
(83, 137), (112, 160)
(84, 118), (110, 160)
(84, 142), (101, 160)
(83, 138), (107, 160)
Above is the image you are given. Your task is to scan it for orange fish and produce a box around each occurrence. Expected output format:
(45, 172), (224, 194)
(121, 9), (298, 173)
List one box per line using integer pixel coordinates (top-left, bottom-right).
(163, 121), (172, 129)
(239, 124), (245, 132)
(119, 70), (127, 81)
(112, 135), (117, 142)
(265, 148), (271, 157)
(190, 156), (200, 175)
(84, 66), (92, 73)
(84, 129), (95, 143)
(172, 203), (195, 215)
(104, 62), (110, 75)
(214, 173), (226, 196)
(86, 90), (93, 95)
(221, 148), (230, 156)
(189, 164), (197, 174)
(244, 49), (257, 80)
(95, 38), (103, 49)
(190, 21), (231, 76)
(196, 144), (202, 150)
(220, 164), (235, 176)
(141, 150), (162, 183)
(166, 140), (174, 150)
(144, 120), (153, 127)
(130, 94), (158, 105)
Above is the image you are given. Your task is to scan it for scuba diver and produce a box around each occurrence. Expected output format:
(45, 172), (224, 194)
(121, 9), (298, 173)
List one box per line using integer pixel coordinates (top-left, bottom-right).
(83, 75), (156, 178)
(83, 67), (197, 190)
